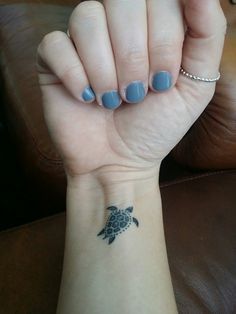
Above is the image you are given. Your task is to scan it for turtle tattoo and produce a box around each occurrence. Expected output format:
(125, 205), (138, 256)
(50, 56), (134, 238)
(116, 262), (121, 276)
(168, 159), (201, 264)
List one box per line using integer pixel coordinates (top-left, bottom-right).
(97, 206), (139, 245)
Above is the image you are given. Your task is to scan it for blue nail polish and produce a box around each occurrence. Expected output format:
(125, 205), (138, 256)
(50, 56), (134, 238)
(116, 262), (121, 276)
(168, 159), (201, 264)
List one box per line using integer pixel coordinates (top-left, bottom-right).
(125, 81), (146, 103)
(152, 71), (172, 92)
(102, 91), (121, 109)
(82, 86), (95, 102)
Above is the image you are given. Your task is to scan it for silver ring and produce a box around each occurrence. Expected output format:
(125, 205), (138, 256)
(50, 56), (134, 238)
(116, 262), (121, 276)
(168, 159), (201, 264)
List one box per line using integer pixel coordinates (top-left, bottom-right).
(180, 67), (221, 83)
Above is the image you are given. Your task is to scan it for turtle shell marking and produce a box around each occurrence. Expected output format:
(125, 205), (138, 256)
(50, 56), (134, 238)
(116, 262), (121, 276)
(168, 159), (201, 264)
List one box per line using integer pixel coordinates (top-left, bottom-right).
(97, 206), (139, 244)
(105, 210), (131, 237)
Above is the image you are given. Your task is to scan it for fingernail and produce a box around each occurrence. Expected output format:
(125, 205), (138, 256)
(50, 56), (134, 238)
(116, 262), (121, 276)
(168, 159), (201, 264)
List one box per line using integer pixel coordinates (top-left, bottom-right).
(152, 71), (172, 92)
(102, 91), (121, 109)
(82, 86), (95, 102)
(125, 81), (146, 103)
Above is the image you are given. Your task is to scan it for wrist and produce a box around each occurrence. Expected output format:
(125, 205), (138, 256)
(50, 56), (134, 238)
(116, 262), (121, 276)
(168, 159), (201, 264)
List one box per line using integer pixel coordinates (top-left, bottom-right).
(66, 164), (161, 210)
(58, 164), (177, 314)
(65, 165), (162, 248)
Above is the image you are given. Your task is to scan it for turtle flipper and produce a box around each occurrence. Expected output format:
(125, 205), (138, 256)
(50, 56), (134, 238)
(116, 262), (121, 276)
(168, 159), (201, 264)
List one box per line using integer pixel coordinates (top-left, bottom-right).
(133, 217), (139, 227)
(126, 206), (133, 213)
(97, 228), (105, 236)
(108, 236), (116, 244)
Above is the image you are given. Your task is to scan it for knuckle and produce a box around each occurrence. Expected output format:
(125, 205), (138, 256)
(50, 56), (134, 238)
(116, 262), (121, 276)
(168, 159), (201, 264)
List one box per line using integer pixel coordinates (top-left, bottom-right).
(60, 64), (82, 81)
(39, 31), (67, 52)
(119, 47), (147, 70)
(219, 14), (227, 35)
(72, 0), (103, 20)
(150, 30), (184, 51)
(149, 36), (183, 56)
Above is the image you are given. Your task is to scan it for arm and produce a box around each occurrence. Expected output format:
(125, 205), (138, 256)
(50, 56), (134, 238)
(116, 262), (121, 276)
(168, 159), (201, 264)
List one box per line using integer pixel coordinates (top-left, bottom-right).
(36, 1), (226, 313)
(57, 168), (177, 314)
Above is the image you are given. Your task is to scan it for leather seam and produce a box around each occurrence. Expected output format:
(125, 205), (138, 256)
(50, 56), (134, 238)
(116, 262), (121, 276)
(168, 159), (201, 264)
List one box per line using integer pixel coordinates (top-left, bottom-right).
(160, 169), (236, 188)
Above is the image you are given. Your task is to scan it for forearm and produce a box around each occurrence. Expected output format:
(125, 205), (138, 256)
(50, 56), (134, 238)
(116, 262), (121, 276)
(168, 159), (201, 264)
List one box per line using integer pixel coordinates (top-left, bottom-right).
(57, 168), (177, 314)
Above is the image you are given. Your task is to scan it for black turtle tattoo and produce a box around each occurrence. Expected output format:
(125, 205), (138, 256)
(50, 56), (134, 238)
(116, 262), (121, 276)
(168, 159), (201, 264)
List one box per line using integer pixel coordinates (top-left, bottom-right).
(97, 206), (139, 245)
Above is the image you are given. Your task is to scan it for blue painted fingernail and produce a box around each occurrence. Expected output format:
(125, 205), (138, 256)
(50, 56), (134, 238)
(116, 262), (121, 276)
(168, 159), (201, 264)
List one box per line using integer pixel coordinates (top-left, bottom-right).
(102, 91), (121, 109)
(82, 86), (95, 102)
(125, 81), (146, 103)
(152, 71), (172, 92)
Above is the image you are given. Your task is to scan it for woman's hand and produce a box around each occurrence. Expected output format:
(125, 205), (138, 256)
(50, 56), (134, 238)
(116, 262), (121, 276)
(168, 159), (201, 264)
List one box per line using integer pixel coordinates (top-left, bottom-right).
(37, 0), (226, 178)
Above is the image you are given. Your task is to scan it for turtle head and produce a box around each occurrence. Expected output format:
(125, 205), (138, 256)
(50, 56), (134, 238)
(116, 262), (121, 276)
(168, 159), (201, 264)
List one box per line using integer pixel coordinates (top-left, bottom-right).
(107, 206), (117, 211)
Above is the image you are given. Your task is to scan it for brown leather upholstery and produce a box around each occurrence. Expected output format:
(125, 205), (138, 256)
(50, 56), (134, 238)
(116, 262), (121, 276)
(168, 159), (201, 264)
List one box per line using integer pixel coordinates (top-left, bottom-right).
(0, 4), (71, 175)
(0, 1), (236, 313)
(0, 170), (235, 313)
(0, 4), (72, 214)
(162, 170), (236, 313)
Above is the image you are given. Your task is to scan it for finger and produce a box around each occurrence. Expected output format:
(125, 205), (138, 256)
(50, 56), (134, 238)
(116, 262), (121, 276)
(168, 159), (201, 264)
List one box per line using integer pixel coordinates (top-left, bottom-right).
(103, 0), (149, 104)
(37, 31), (96, 104)
(179, 0), (227, 91)
(69, 1), (121, 110)
(147, 0), (184, 93)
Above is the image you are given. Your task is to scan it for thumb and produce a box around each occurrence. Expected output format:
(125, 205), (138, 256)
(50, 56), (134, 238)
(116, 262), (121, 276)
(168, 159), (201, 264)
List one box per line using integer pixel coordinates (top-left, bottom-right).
(179, 0), (226, 89)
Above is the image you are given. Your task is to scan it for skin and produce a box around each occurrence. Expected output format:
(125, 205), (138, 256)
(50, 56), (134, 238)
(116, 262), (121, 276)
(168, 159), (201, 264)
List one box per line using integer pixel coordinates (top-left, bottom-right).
(37, 0), (226, 176)
(36, 0), (226, 313)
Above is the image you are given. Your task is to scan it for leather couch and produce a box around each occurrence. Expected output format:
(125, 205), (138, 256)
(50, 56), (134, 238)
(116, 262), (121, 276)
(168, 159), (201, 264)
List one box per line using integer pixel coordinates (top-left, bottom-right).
(0, 1), (235, 313)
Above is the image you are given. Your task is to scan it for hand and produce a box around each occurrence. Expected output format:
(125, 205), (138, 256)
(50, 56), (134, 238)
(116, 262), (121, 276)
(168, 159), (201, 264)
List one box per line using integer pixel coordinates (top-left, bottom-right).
(37, 0), (226, 178)
(173, 1), (236, 169)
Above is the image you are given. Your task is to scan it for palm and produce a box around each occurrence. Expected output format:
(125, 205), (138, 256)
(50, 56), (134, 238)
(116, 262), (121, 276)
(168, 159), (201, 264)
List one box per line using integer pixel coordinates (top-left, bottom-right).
(41, 80), (214, 175)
